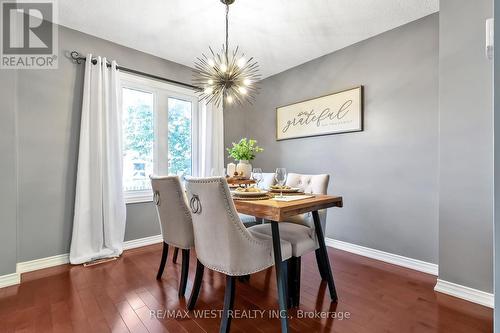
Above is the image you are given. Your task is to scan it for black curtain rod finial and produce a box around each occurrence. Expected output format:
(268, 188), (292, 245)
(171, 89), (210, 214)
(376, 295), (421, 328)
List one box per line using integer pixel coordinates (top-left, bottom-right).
(70, 51), (85, 64)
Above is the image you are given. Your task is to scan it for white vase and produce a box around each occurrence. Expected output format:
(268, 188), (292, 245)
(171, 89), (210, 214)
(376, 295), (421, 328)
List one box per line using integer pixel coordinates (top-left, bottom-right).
(236, 160), (252, 179)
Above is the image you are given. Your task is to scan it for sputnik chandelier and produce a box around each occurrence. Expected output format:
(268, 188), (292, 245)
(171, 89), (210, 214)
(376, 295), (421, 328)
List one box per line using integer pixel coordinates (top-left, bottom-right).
(193, 0), (260, 107)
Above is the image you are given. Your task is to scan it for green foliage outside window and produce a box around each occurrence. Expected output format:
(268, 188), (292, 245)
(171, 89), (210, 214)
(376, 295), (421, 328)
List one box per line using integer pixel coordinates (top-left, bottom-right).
(168, 102), (192, 176)
(124, 104), (154, 160)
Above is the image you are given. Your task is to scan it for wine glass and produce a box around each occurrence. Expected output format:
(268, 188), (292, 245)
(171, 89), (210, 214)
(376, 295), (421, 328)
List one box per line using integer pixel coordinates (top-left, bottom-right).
(274, 168), (287, 198)
(252, 168), (263, 188)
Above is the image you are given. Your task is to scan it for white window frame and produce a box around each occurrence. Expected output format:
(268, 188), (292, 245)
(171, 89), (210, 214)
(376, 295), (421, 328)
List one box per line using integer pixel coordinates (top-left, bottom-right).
(120, 72), (199, 204)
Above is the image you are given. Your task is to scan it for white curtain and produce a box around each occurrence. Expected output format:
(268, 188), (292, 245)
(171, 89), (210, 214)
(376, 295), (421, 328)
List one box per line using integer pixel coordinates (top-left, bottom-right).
(199, 102), (224, 177)
(70, 54), (126, 265)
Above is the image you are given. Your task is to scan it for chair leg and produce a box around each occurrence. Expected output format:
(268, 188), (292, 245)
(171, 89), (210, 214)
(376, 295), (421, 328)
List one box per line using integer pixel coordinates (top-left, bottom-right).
(287, 259), (294, 308)
(187, 260), (204, 310)
(156, 242), (169, 280)
(173, 247), (179, 264)
(287, 257), (301, 308)
(220, 275), (236, 333)
(178, 249), (190, 297)
(294, 257), (301, 307)
(238, 274), (250, 282)
(284, 259), (292, 309)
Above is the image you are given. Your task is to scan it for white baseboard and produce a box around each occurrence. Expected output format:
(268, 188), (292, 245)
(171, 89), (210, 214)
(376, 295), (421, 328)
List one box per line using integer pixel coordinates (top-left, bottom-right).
(0, 272), (20, 288)
(325, 238), (493, 308)
(325, 238), (439, 275)
(16, 253), (69, 274)
(434, 279), (494, 308)
(123, 234), (163, 250)
(1, 235), (164, 288)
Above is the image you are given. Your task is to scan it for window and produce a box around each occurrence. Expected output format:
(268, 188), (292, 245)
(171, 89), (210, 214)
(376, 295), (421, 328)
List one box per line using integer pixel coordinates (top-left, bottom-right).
(121, 73), (199, 203)
(168, 98), (193, 176)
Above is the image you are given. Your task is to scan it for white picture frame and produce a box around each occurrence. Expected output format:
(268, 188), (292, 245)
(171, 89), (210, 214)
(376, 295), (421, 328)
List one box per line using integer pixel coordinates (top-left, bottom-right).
(276, 86), (363, 141)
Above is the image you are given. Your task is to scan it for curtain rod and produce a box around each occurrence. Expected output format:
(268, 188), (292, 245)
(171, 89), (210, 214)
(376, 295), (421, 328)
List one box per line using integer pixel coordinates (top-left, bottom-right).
(70, 51), (201, 91)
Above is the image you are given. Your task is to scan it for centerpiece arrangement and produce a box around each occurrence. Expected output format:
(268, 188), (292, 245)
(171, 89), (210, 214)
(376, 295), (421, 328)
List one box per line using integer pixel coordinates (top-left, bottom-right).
(226, 138), (263, 179)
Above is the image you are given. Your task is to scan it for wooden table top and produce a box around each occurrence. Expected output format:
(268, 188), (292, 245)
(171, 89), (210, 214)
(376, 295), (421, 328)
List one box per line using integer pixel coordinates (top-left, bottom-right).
(233, 194), (343, 222)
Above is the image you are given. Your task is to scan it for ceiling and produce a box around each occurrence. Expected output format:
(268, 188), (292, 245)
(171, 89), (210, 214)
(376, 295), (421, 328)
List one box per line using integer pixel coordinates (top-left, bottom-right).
(59, 0), (439, 78)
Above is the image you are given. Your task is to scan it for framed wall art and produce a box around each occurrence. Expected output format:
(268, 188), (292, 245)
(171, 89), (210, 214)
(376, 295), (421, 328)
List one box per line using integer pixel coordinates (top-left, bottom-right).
(276, 86), (363, 140)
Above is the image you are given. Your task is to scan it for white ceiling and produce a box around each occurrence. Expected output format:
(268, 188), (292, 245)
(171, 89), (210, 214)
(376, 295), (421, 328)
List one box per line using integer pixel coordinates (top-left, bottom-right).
(59, 0), (439, 78)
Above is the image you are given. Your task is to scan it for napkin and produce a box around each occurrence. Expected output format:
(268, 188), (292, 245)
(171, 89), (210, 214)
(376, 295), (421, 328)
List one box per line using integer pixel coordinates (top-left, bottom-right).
(272, 195), (314, 202)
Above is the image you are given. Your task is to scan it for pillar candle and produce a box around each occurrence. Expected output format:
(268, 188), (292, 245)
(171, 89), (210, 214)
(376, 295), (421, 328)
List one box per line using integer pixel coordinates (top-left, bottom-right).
(227, 163), (236, 177)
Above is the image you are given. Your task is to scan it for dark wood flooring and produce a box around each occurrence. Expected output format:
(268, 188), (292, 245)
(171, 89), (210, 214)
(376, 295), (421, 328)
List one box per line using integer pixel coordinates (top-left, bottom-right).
(0, 244), (493, 332)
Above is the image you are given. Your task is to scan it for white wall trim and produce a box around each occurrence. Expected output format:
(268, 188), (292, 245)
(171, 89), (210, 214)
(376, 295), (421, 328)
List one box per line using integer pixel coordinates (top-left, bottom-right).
(123, 234), (163, 250)
(434, 279), (494, 308)
(13, 235), (164, 276)
(0, 272), (20, 288)
(16, 253), (69, 274)
(325, 238), (439, 275)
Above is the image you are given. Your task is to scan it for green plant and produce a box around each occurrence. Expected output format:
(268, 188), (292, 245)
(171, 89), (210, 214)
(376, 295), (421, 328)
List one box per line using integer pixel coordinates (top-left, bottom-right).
(227, 138), (264, 161)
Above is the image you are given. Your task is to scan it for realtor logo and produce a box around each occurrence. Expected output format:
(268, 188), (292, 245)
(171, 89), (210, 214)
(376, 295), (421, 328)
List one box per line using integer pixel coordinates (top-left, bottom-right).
(1, 0), (58, 69)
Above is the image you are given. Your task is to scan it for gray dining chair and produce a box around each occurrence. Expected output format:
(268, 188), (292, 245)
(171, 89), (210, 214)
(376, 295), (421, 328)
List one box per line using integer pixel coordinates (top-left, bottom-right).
(185, 176), (292, 333)
(150, 175), (194, 297)
(249, 173), (335, 306)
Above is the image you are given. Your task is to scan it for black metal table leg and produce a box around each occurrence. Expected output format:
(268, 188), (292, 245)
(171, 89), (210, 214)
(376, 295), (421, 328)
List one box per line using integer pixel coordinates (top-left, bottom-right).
(315, 249), (327, 280)
(312, 211), (338, 302)
(270, 221), (290, 332)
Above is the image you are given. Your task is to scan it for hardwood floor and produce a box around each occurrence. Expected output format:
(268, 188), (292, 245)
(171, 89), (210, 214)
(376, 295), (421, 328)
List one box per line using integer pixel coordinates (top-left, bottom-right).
(0, 244), (493, 333)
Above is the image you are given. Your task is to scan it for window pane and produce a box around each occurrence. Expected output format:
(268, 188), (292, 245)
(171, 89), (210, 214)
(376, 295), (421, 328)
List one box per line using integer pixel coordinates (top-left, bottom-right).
(168, 98), (192, 176)
(122, 88), (154, 192)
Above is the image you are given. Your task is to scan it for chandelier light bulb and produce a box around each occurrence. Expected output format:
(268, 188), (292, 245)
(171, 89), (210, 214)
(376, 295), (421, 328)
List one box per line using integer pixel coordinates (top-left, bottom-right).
(208, 79), (214, 85)
(243, 78), (251, 86)
(204, 87), (214, 94)
(237, 57), (246, 68)
(226, 95), (234, 103)
(208, 59), (215, 67)
(238, 86), (247, 94)
(220, 63), (227, 73)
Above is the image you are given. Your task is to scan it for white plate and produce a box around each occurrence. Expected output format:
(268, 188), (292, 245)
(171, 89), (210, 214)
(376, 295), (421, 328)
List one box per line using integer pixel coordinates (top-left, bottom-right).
(269, 187), (301, 193)
(232, 190), (268, 197)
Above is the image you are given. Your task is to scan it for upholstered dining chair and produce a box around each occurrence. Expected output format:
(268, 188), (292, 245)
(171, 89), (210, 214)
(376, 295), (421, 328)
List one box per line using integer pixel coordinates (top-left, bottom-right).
(150, 176), (194, 297)
(249, 173), (335, 307)
(185, 177), (292, 333)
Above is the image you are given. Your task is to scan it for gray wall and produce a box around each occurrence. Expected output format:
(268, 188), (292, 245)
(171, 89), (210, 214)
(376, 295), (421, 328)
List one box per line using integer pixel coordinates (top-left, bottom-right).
(438, 0), (493, 293)
(226, 14), (440, 264)
(13, 25), (193, 262)
(0, 71), (18, 275)
(495, 0), (500, 329)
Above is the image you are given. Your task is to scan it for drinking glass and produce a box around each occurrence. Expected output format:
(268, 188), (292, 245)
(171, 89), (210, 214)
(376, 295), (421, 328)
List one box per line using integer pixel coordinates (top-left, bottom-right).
(252, 168), (263, 188)
(274, 168), (287, 198)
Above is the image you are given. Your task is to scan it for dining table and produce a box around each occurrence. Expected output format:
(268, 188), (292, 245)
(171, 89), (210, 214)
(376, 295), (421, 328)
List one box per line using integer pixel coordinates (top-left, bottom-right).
(233, 193), (343, 333)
